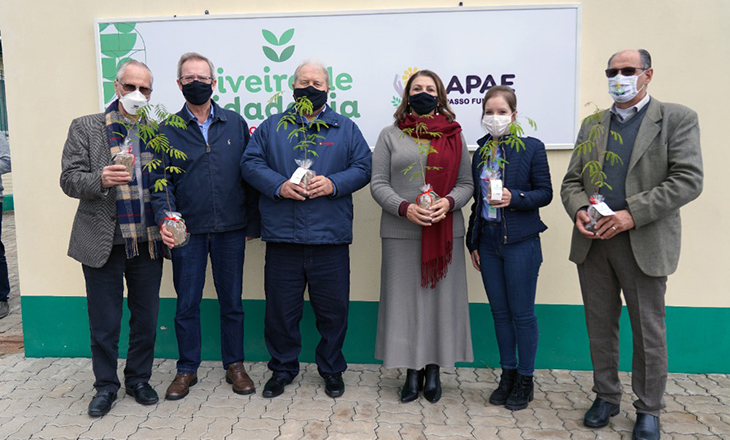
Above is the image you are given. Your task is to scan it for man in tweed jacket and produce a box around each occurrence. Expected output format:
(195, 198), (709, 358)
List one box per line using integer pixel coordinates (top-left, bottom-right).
(561, 49), (703, 440)
(60, 60), (163, 417)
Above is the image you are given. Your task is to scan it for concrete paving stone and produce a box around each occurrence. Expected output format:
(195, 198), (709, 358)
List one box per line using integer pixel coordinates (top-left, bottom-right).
(204, 393), (248, 407)
(278, 418), (307, 438)
(544, 391), (574, 409)
(32, 423), (89, 439)
(467, 404), (514, 418)
(194, 401), (243, 418)
(527, 394), (554, 410)
(332, 384), (381, 403)
(349, 362), (382, 372)
(241, 399), (270, 419)
(289, 399), (333, 412)
(139, 415), (189, 430)
(127, 426), (184, 440)
(443, 403), (470, 425)
(232, 417), (284, 431)
(558, 409), (596, 431)
(105, 397), (157, 417)
(674, 395), (724, 413)
(229, 428), (279, 440)
(607, 410), (635, 433)
(202, 417), (236, 439)
(374, 422), (402, 440)
(376, 410), (424, 425)
(342, 371), (361, 386)
(285, 408), (333, 422)
(696, 414), (730, 436)
(353, 400), (378, 421)
(294, 383), (319, 400)
(358, 371), (382, 387)
(522, 428), (572, 439)
(533, 370), (555, 384)
(7, 415), (53, 440)
(0, 397), (35, 417)
(566, 390), (593, 409)
(551, 370), (580, 384)
(570, 430), (599, 440)
(0, 416), (32, 438)
(675, 378), (712, 395)
(471, 425), (500, 439)
(423, 422), (474, 438)
(461, 387), (488, 407)
(326, 432), (376, 440)
(93, 415), (147, 440)
(330, 400), (356, 422)
(420, 404), (447, 425)
(378, 400), (427, 415)
(262, 399), (291, 418)
(175, 416), (214, 440)
(23, 400), (72, 419)
(49, 413), (95, 428)
(496, 427), (525, 440)
(510, 407), (541, 429)
(301, 420), (330, 440)
(540, 383), (583, 393)
(78, 414), (124, 439)
(327, 420), (377, 434)
(533, 407), (565, 430)
(468, 414), (515, 428)
(691, 375), (720, 391)
(58, 396), (93, 416)
(399, 423), (427, 440)
(456, 367), (478, 383)
(663, 411), (712, 435)
(666, 380), (690, 396)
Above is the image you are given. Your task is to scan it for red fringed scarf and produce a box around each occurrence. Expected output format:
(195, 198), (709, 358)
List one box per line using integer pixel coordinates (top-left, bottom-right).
(398, 113), (463, 288)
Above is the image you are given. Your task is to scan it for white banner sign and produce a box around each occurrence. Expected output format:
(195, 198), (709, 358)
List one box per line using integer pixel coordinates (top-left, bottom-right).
(96, 6), (581, 149)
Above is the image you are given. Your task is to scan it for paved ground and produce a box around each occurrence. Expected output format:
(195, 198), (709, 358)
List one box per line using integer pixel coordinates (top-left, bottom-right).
(1, 210), (729, 440)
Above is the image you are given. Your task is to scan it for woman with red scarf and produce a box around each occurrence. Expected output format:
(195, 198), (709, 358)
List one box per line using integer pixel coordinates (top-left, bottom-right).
(371, 70), (473, 403)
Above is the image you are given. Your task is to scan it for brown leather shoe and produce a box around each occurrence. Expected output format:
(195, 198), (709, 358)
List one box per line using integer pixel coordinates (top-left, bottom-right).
(165, 373), (197, 400)
(226, 362), (255, 395)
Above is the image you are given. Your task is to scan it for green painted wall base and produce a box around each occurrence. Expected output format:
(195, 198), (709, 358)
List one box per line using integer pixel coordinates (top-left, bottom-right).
(20, 296), (730, 374)
(2, 194), (12, 211)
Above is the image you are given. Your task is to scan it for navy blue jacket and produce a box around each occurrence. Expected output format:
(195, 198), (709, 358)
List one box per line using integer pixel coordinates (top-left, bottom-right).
(466, 135), (552, 251)
(240, 105), (371, 245)
(150, 101), (260, 236)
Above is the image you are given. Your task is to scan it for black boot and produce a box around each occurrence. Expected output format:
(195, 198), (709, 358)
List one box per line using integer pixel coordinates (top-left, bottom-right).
(489, 368), (517, 405)
(505, 373), (534, 411)
(400, 369), (420, 403)
(422, 364), (442, 403)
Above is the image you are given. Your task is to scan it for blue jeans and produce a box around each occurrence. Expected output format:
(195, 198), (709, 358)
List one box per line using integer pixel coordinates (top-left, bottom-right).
(83, 245), (162, 393)
(478, 222), (542, 376)
(264, 243), (350, 381)
(171, 229), (246, 373)
(0, 213), (10, 302)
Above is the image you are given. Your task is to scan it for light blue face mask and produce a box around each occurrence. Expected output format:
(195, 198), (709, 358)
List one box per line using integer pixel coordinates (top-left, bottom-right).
(608, 70), (646, 103)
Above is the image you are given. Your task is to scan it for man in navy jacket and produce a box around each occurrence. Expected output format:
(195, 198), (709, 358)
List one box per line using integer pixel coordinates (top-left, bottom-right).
(150, 52), (260, 400)
(241, 61), (371, 399)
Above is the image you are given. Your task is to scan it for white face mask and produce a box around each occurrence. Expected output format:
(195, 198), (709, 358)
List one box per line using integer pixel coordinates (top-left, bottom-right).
(119, 90), (148, 115)
(608, 71), (646, 103)
(481, 114), (513, 138)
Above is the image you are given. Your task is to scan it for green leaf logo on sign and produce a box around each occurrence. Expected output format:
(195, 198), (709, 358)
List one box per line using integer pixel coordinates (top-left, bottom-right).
(261, 29), (295, 63)
(98, 22), (147, 104)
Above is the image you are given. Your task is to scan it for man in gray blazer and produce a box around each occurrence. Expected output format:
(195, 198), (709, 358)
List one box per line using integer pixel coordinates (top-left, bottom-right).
(61, 60), (164, 417)
(561, 49), (703, 440)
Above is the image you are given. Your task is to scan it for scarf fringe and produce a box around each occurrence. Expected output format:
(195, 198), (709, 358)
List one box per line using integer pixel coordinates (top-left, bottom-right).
(420, 240), (453, 289)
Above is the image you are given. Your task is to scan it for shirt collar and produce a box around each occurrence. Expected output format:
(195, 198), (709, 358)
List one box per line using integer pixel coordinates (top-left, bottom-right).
(184, 102), (215, 124)
(610, 94), (651, 121)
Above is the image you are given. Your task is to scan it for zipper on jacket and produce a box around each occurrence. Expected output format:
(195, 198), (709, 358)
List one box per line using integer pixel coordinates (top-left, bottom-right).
(500, 144), (508, 244)
(206, 142), (210, 153)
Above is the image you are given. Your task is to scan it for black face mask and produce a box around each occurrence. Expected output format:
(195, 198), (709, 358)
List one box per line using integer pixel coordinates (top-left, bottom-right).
(409, 92), (438, 116)
(293, 86), (328, 111)
(182, 80), (214, 106)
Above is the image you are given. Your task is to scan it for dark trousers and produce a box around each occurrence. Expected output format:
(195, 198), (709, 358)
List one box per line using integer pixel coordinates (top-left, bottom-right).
(264, 243), (350, 381)
(171, 229), (246, 373)
(0, 213), (10, 302)
(82, 244), (162, 393)
(477, 222), (542, 376)
(577, 233), (668, 416)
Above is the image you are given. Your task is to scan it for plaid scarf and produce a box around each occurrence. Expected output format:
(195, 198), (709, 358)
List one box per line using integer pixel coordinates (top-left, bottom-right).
(105, 100), (162, 260)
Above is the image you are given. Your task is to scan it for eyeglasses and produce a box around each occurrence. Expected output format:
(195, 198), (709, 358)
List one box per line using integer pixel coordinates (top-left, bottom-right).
(120, 83), (152, 96)
(605, 67), (646, 78)
(179, 75), (214, 85)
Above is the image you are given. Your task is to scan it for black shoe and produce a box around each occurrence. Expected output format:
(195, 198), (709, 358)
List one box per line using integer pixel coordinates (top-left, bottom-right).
(422, 364), (442, 403)
(0, 301), (8, 319)
(125, 382), (159, 405)
(400, 369), (422, 403)
(505, 373), (534, 411)
(324, 373), (345, 398)
(88, 391), (117, 417)
(633, 413), (660, 440)
(584, 397), (620, 428)
(262, 375), (292, 398)
(489, 368), (517, 406)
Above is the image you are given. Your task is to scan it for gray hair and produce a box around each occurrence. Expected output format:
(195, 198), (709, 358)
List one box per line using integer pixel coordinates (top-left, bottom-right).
(116, 60), (154, 86)
(293, 61), (330, 88)
(177, 52), (215, 79)
(607, 49), (652, 69)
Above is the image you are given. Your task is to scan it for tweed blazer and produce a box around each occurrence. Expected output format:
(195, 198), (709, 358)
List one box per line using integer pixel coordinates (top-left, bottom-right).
(561, 98), (703, 277)
(60, 113), (118, 268)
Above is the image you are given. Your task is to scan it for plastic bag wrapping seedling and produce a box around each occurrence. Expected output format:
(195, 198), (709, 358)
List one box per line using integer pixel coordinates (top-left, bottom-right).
(290, 158), (317, 190)
(163, 211), (190, 248)
(586, 194), (612, 232)
(417, 183), (440, 209)
(112, 137), (135, 177)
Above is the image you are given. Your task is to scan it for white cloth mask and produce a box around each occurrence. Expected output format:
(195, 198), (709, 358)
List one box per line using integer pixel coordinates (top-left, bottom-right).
(481, 114), (513, 138)
(119, 90), (148, 115)
(608, 71), (646, 103)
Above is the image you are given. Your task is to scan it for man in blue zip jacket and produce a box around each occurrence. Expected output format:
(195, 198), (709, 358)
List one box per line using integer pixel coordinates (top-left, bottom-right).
(150, 52), (260, 401)
(241, 61), (371, 399)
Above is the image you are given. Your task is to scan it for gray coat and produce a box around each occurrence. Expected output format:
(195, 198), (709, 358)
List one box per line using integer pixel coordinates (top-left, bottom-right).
(60, 113), (118, 268)
(370, 125), (473, 239)
(561, 98), (704, 277)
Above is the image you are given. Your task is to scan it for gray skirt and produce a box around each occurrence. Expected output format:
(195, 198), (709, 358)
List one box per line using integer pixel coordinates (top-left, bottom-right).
(375, 237), (474, 369)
